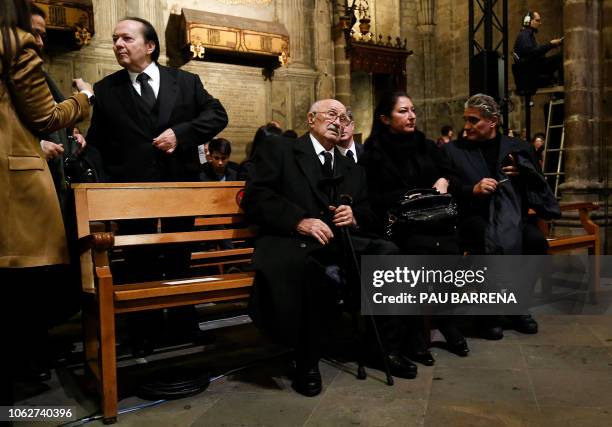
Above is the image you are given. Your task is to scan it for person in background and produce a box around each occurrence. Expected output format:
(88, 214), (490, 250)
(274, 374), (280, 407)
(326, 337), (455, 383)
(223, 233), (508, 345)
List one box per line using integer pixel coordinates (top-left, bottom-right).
(436, 125), (454, 146)
(199, 138), (239, 182)
(0, 0), (92, 408)
(531, 132), (546, 168)
(337, 107), (363, 162)
(237, 123), (283, 181)
(513, 10), (564, 87)
(282, 129), (298, 139)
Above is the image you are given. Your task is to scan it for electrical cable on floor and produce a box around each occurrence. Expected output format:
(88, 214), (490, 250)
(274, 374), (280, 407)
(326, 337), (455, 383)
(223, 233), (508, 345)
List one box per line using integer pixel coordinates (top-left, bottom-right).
(59, 350), (292, 426)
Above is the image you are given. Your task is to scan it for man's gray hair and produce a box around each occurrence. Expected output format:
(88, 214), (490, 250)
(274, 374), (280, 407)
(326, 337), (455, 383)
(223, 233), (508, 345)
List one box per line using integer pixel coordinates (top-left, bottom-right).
(465, 93), (500, 119)
(346, 106), (354, 121)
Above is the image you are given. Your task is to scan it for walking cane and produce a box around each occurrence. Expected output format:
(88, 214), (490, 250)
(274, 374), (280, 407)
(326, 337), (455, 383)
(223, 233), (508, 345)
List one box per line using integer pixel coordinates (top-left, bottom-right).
(336, 192), (394, 386)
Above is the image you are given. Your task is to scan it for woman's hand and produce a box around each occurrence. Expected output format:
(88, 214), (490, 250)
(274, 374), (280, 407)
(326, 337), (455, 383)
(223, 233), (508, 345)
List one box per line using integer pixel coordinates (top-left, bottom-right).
(432, 177), (449, 194)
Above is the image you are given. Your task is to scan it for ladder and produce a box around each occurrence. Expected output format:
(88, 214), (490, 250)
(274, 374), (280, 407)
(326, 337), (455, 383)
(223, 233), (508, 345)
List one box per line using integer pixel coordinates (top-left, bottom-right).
(542, 98), (565, 198)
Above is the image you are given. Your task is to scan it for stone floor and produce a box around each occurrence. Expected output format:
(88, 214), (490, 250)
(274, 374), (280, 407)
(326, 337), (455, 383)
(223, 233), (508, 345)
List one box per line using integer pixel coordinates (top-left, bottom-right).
(13, 313), (612, 427)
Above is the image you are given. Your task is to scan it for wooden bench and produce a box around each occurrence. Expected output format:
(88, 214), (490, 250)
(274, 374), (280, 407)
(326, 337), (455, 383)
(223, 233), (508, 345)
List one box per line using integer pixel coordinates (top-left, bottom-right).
(73, 182), (255, 424)
(535, 202), (601, 297)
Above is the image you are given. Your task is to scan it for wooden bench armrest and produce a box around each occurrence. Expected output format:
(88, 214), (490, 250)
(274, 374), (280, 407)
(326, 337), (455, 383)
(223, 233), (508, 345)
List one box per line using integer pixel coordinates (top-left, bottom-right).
(79, 232), (116, 253)
(531, 202), (599, 236)
(558, 202), (599, 235)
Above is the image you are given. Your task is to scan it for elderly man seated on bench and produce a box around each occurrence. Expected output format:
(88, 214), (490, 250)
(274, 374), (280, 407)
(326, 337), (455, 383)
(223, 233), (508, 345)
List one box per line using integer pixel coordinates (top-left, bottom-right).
(242, 98), (398, 397)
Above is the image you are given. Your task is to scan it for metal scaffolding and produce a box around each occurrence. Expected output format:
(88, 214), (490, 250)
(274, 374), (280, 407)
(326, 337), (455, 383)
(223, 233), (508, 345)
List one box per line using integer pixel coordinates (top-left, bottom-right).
(468, 0), (509, 131)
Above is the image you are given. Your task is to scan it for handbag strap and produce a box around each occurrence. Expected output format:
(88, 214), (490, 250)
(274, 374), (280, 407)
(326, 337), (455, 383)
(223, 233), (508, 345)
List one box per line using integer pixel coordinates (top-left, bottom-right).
(403, 188), (440, 198)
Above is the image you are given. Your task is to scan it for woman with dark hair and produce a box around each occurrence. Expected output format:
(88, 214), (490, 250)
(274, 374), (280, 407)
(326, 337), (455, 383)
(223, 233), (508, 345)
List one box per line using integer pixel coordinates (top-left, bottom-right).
(237, 123), (283, 181)
(0, 0), (91, 407)
(359, 91), (469, 371)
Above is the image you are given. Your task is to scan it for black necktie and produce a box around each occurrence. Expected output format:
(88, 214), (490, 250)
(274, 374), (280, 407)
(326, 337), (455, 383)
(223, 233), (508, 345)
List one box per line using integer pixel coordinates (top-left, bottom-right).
(346, 150), (355, 163)
(136, 72), (155, 110)
(321, 151), (333, 177)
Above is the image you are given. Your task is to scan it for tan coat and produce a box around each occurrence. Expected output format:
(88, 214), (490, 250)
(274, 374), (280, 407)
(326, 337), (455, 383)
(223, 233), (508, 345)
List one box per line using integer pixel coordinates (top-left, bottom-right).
(0, 29), (89, 268)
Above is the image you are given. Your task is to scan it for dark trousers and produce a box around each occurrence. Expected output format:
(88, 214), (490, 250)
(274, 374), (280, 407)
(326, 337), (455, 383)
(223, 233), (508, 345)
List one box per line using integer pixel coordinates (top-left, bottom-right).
(295, 234), (399, 369)
(114, 217), (199, 346)
(1, 266), (62, 411)
(459, 215), (548, 255)
(384, 229), (463, 353)
(459, 215), (548, 327)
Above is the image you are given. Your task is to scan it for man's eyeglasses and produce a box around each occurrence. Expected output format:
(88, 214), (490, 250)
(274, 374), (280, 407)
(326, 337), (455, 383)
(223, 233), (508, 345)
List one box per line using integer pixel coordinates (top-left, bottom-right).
(312, 110), (351, 126)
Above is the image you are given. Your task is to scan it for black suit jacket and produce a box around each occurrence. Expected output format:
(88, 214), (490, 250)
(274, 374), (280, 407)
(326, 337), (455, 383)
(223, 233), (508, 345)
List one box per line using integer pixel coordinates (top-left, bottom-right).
(87, 65), (228, 182)
(241, 134), (374, 344)
(199, 161), (239, 182)
(444, 134), (559, 253)
(355, 140), (364, 159)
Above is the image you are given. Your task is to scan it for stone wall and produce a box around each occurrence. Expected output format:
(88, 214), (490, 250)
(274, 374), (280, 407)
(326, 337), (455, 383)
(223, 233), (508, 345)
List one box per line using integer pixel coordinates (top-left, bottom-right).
(40, 0), (611, 245)
(44, 0), (321, 161)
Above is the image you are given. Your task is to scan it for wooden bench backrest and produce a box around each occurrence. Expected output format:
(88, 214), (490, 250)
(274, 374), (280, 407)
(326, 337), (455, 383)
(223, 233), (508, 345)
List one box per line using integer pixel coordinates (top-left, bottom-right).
(73, 182), (253, 291)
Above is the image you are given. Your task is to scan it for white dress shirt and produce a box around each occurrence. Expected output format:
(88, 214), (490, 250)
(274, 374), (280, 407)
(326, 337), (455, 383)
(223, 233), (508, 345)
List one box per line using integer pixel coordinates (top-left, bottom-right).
(309, 133), (334, 167)
(128, 62), (160, 98)
(337, 140), (357, 161)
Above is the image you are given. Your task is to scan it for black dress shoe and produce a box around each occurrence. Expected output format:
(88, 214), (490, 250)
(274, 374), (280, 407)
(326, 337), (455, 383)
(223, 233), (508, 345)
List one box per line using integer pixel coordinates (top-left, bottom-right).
(292, 364), (322, 397)
(374, 352), (417, 379)
(479, 325), (504, 340)
(511, 315), (538, 334)
(447, 340), (470, 357)
(406, 350), (435, 366)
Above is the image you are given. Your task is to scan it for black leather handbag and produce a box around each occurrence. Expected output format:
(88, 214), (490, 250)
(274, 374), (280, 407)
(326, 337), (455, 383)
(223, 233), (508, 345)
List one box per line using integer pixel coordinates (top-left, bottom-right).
(385, 188), (458, 239)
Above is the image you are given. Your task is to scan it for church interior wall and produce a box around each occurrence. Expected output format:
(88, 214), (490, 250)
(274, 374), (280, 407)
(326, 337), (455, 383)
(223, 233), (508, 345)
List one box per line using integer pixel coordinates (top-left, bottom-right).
(42, 0), (607, 185)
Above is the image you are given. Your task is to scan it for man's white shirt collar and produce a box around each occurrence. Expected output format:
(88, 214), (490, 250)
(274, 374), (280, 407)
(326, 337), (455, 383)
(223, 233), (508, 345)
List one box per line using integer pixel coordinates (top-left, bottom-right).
(309, 133), (335, 165)
(337, 140), (357, 160)
(128, 62), (160, 97)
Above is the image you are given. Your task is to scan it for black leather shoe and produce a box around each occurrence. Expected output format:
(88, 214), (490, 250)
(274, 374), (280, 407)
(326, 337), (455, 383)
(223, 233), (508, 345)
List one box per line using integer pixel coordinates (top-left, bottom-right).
(377, 352), (417, 379)
(511, 315), (538, 334)
(447, 340), (470, 357)
(479, 325), (504, 341)
(292, 364), (322, 397)
(406, 350), (435, 366)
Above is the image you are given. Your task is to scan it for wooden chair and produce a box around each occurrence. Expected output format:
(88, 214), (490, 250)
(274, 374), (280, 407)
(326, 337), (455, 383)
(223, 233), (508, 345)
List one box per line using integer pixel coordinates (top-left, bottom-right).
(535, 202), (601, 298)
(73, 182), (255, 423)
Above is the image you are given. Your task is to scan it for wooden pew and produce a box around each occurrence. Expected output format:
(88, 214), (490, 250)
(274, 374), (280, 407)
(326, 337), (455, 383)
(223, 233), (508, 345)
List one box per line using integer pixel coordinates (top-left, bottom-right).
(535, 202), (601, 297)
(73, 182), (255, 424)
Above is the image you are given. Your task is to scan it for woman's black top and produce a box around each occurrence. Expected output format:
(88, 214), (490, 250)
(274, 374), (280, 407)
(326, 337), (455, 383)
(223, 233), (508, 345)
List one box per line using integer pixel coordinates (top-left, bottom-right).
(359, 129), (456, 253)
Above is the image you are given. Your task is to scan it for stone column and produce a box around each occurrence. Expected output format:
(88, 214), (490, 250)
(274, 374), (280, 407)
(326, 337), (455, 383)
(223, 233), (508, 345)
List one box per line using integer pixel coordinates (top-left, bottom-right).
(416, 0), (436, 136)
(332, 2), (351, 107)
(90, 0), (127, 50)
(278, 0), (311, 67)
(560, 0), (610, 251)
(126, 0), (166, 52)
(560, 0), (604, 200)
(313, 0), (336, 100)
(602, 0), (612, 251)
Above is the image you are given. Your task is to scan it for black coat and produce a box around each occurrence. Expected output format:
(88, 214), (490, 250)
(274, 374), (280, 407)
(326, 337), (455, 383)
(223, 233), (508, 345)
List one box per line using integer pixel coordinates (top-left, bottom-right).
(358, 130), (453, 240)
(241, 134), (374, 344)
(513, 27), (555, 62)
(87, 65), (228, 182)
(444, 134), (560, 253)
